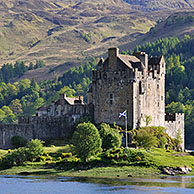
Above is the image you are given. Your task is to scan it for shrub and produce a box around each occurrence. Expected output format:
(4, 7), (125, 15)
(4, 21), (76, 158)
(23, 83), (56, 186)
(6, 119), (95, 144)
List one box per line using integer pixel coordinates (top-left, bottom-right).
(0, 147), (28, 169)
(135, 128), (158, 149)
(11, 136), (28, 148)
(72, 122), (102, 162)
(61, 152), (72, 158)
(99, 123), (122, 151)
(0, 139), (44, 169)
(123, 148), (155, 166)
(26, 139), (44, 161)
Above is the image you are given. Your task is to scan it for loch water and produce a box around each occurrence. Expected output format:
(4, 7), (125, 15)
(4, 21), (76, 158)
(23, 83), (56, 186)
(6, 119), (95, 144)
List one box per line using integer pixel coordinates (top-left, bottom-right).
(1, 175), (194, 194)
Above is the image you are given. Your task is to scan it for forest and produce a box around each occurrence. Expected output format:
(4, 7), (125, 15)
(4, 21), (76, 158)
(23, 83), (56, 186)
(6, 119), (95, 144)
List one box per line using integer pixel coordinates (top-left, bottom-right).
(1, 35), (194, 147)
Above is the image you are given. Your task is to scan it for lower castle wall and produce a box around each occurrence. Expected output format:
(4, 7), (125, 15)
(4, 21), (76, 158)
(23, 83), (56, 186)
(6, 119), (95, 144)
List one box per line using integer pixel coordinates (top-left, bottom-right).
(164, 113), (184, 150)
(0, 115), (74, 148)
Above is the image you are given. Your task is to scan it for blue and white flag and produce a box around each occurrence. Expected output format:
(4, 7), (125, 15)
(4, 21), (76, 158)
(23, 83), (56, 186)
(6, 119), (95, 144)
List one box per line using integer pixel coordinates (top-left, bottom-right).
(119, 110), (127, 118)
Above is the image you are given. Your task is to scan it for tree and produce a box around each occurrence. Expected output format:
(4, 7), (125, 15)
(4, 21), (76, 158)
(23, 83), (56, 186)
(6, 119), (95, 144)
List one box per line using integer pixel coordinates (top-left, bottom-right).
(26, 139), (44, 161)
(58, 86), (76, 97)
(9, 99), (23, 115)
(99, 123), (122, 151)
(72, 122), (102, 162)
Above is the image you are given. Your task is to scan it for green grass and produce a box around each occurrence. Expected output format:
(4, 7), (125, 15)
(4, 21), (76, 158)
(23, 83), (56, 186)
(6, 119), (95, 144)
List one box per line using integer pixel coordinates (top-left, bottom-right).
(146, 148), (194, 168)
(0, 146), (194, 178)
(0, 150), (8, 157)
(44, 144), (72, 154)
(0, 163), (160, 178)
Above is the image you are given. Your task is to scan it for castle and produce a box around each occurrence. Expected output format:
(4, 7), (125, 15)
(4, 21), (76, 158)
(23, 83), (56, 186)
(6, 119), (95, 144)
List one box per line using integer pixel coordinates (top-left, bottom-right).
(0, 48), (184, 149)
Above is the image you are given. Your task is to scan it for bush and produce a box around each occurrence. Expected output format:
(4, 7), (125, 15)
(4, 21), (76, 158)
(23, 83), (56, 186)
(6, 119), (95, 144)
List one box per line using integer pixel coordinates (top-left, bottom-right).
(135, 128), (158, 149)
(26, 139), (44, 161)
(72, 122), (102, 162)
(11, 136), (28, 148)
(61, 152), (72, 158)
(123, 148), (154, 166)
(0, 139), (44, 169)
(0, 147), (28, 169)
(99, 123), (122, 151)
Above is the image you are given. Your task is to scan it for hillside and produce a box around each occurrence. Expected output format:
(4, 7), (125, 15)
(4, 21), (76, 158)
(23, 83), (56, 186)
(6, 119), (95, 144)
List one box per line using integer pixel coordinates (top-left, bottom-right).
(0, 0), (154, 69)
(124, 0), (194, 11)
(120, 11), (194, 52)
(1, 0), (194, 82)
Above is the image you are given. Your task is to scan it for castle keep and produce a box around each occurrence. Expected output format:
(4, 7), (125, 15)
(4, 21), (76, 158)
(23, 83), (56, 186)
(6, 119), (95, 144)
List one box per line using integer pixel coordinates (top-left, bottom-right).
(88, 48), (184, 148)
(0, 48), (184, 149)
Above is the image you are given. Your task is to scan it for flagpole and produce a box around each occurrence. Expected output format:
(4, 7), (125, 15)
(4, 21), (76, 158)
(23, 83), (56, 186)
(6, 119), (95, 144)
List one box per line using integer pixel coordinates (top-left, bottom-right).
(125, 110), (128, 148)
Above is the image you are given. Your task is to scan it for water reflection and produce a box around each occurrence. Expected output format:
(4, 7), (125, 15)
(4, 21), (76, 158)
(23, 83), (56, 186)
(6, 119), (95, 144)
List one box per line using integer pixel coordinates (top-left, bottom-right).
(0, 175), (194, 194)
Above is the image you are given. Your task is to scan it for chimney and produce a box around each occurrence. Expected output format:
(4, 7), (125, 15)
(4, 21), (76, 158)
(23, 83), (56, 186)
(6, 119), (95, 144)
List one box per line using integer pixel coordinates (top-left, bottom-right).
(59, 93), (66, 105)
(134, 52), (148, 69)
(108, 48), (119, 71)
(74, 96), (84, 105)
(108, 48), (119, 58)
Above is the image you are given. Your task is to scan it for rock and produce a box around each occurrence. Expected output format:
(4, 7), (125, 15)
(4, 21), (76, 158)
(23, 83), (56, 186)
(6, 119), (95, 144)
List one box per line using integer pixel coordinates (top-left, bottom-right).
(162, 166), (192, 175)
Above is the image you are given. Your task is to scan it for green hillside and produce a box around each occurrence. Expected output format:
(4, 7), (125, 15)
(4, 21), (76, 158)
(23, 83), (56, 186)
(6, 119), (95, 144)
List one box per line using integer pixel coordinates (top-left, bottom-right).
(1, 0), (194, 82)
(0, 0), (155, 70)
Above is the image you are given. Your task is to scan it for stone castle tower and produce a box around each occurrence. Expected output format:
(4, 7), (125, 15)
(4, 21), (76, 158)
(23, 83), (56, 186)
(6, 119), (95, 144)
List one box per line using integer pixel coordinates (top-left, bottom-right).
(88, 47), (165, 128)
(88, 48), (184, 148)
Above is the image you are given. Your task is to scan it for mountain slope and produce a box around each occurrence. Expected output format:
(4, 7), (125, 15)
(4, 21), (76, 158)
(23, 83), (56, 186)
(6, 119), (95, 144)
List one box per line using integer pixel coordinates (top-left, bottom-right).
(0, 0), (155, 69)
(120, 11), (194, 52)
(124, 0), (194, 11)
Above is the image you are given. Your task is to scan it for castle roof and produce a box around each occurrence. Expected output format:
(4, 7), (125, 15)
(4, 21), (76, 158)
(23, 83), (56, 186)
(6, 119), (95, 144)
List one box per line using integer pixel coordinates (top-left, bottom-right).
(63, 96), (85, 105)
(118, 54), (144, 70)
(118, 55), (140, 68)
(65, 97), (77, 105)
(148, 56), (162, 65)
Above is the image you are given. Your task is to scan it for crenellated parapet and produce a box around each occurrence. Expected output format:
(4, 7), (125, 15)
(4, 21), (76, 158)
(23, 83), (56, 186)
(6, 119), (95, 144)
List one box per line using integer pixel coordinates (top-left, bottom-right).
(165, 113), (184, 150)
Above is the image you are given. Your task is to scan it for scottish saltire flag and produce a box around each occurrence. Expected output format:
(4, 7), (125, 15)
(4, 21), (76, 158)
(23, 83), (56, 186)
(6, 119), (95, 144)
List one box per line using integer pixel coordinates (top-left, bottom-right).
(119, 110), (127, 118)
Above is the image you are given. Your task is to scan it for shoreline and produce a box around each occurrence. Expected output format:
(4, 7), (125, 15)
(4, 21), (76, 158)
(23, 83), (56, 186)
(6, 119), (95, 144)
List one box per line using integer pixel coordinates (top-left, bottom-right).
(0, 164), (192, 179)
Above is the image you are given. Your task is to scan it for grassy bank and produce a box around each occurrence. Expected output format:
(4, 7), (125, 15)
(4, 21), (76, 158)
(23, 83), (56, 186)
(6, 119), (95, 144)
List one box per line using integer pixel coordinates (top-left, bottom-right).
(0, 145), (194, 178)
(0, 164), (160, 178)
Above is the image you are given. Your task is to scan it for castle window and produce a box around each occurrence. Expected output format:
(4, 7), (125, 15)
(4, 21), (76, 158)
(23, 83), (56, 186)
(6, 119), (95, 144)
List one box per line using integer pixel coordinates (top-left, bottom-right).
(103, 72), (107, 79)
(161, 96), (163, 101)
(158, 102), (160, 107)
(157, 84), (159, 89)
(110, 93), (114, 105)
(148, 84), (150, 89)
(99, 72), (101, 79)
(139, 81), (144, 94)
(127, 100), (129, 105)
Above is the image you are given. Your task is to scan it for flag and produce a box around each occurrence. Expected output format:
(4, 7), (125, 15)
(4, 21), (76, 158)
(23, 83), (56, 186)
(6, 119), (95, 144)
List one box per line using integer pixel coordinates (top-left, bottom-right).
(119, 110), (126, 118)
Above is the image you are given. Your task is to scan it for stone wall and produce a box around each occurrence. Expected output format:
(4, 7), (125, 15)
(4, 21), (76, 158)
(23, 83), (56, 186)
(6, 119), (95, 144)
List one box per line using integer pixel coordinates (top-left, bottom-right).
(0, 115), (74, 148)
(0, 124), (34, 148)
(165, 113), (185, 150)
